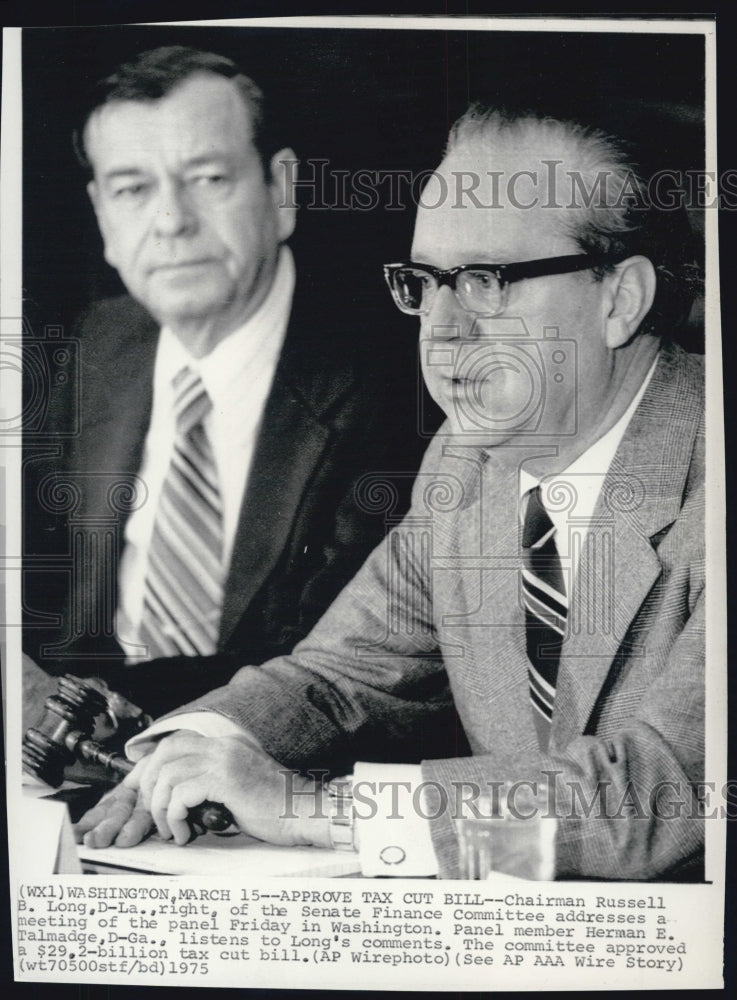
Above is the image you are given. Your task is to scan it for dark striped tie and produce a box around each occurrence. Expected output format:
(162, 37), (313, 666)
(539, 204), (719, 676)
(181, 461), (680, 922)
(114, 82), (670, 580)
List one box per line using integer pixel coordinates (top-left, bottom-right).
(521, 485), (568, 747)
(139, 368), (225, 658)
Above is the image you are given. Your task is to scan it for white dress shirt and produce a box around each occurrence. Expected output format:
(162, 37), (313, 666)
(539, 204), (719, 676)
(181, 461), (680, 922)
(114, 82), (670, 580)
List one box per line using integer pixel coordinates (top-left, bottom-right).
(128, 356), (657, 877)
(519, 357), (657, 586)
(116, 248), (295, 660)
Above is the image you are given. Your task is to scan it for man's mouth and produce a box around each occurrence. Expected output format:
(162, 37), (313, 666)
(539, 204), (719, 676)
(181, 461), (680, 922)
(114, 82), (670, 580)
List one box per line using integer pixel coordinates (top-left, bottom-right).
(150, 259), (216, 273)
(447, 375), (483, 388)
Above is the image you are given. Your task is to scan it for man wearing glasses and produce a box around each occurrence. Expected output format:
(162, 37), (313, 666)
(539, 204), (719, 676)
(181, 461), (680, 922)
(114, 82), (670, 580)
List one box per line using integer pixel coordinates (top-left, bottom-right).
(77, 106), (705, 881)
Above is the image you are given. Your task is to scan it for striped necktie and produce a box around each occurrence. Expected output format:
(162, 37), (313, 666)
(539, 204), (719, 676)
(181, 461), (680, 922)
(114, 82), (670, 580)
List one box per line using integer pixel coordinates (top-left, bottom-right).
(521, 485), (568, 747)
(139, 368), (225, 659)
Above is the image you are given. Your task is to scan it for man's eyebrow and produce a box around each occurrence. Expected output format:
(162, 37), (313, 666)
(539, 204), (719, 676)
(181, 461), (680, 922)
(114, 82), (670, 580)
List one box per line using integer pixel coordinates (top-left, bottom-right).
(100, 167), (148, 182)
(181, 154), (231, 169)
(99, 155), (232, 181)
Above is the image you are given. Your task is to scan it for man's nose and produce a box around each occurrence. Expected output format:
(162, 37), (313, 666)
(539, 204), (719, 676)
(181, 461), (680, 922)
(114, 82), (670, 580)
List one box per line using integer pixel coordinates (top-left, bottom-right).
(422, 285), (473, 341)
(152, 180), (197, 238)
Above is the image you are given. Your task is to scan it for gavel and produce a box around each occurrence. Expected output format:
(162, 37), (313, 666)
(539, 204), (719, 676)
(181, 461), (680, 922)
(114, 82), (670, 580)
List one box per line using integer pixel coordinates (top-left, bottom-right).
(23, 674), (234, 833)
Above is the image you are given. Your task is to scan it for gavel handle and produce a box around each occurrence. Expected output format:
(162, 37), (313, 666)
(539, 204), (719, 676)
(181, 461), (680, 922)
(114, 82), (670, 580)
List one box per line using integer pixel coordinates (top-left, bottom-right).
(74, 736), (235, 834)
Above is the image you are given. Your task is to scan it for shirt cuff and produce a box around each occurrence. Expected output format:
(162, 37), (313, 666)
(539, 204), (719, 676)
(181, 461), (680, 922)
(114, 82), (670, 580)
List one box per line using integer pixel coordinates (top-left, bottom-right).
(353, 762), (439, 877)
(125, 711), (249, 761)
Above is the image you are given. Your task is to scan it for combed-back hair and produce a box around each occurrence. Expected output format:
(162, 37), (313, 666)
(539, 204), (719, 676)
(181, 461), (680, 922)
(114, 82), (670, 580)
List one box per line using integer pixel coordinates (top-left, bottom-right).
(75, 45), (278, 177)
(446, 105), (702, 337)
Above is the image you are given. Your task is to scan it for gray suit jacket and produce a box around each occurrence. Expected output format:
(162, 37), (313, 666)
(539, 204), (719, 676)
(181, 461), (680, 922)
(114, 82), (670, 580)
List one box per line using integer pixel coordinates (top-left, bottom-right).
(178, 341), (705, 879)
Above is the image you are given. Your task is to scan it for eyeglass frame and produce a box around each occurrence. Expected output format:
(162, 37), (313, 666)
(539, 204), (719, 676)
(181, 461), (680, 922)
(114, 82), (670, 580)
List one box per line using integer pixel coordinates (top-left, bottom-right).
(383, 253), (612, 317)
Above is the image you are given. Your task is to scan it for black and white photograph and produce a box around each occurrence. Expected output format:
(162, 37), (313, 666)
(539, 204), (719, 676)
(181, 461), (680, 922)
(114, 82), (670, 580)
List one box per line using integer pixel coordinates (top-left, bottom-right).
(1, 11), (725, 991)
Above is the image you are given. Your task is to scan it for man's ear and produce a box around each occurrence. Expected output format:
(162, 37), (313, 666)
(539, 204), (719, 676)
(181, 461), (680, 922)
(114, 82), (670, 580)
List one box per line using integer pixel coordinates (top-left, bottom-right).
(87, 179), (99, 213)
(603, 255), (657, 348)
(87, 180), (117, 270)
(268, 147), (298, 243)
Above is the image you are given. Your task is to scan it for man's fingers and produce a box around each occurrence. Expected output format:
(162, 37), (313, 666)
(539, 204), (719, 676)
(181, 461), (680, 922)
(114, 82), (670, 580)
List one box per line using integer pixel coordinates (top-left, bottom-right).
(79, 791), (140, 849)
(75, 735), (264, 851)
(81, 817), (123, 850)
(136, 733), (200, 807)
(167, 779), (217, 846)
(149, 772), (178, 841)
(113, 804), (156, 848)
(122, 766), (142, 790)
(75, 790), (154, 850)
(73, 785), (138, 842)
(145, 755), (203, 839)
(73, 802), (112, 840)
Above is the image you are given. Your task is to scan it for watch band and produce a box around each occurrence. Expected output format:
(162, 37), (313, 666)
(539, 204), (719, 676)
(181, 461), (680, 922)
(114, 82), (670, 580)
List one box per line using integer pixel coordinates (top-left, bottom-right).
(327, 775), (355, 852)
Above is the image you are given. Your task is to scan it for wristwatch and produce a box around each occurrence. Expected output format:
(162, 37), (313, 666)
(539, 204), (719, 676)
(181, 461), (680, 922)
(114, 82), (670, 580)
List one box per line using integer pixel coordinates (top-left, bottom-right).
(326, 775), (355, 852)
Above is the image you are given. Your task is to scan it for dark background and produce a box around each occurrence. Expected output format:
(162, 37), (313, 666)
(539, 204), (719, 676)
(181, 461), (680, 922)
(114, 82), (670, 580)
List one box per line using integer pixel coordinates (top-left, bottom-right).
(21, 25), (706, 347)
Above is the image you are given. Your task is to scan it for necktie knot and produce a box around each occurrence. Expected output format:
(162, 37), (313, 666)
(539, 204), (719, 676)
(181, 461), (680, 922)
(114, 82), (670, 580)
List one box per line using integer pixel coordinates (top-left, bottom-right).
(522, 485), (555, 549)
(173, 367), (211, 433)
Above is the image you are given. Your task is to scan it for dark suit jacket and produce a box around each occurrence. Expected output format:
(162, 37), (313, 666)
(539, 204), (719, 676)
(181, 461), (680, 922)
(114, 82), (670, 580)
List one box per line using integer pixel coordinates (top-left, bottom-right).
(178, 341), (706, 880)
(23, 265), (442, 720)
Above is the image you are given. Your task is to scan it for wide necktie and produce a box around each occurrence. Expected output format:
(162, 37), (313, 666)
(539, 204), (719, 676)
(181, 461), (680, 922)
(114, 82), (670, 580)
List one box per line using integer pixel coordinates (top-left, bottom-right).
(521, 485), (568, 747)
(139, 368), (225, 659)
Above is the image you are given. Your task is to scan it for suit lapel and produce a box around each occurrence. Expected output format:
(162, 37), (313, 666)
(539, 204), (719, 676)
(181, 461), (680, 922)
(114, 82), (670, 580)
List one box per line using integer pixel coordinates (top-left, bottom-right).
(218, 276), (358, 646)
(77, 302), (157, 534)
(65, 300), (157, 653)
(551, 343), (703, 747)
(219, 366), (332, 643)
(481, 462), (541, 755)
(552, 511), (662, 746)
(80, 376), (153, 506)
(449, 448), (540, 757)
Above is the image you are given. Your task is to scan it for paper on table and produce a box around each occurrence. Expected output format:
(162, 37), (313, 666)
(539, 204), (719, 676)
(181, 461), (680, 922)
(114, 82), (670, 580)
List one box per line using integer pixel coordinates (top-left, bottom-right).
(77, 831), (361, 878)
(14, 798), (82, 875)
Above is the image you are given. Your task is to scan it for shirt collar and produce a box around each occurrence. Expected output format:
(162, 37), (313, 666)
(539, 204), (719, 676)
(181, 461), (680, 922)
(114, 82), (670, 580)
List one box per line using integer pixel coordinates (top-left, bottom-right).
(519, 354), (658, 525)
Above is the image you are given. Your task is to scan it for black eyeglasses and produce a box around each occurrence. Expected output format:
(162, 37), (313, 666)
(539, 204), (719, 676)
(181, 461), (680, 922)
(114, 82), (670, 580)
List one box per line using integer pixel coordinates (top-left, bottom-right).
(383, 254), (607, 317)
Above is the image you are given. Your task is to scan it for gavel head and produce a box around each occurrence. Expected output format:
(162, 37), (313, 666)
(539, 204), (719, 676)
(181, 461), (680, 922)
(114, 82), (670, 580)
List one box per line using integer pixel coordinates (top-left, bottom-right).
(22, 675), (109, 787)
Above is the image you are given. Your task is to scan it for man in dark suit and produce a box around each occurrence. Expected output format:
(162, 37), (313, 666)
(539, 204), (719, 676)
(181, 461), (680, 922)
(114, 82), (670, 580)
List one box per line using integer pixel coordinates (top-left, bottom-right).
(23, 46), (434, 725)
(77, 106), (708, 882)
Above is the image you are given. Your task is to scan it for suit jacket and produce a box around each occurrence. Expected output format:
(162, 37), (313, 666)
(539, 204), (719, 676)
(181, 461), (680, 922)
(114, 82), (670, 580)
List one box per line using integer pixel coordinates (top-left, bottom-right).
(180, 341), (706, 880)
(23, 264), (441, 719)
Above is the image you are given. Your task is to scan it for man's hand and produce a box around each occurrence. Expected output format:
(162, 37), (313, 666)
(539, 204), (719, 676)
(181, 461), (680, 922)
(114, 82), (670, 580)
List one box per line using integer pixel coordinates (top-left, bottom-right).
(137, 731), (330, 847)
(74, 731), (330, 850)
(74, 774), (155, 849)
